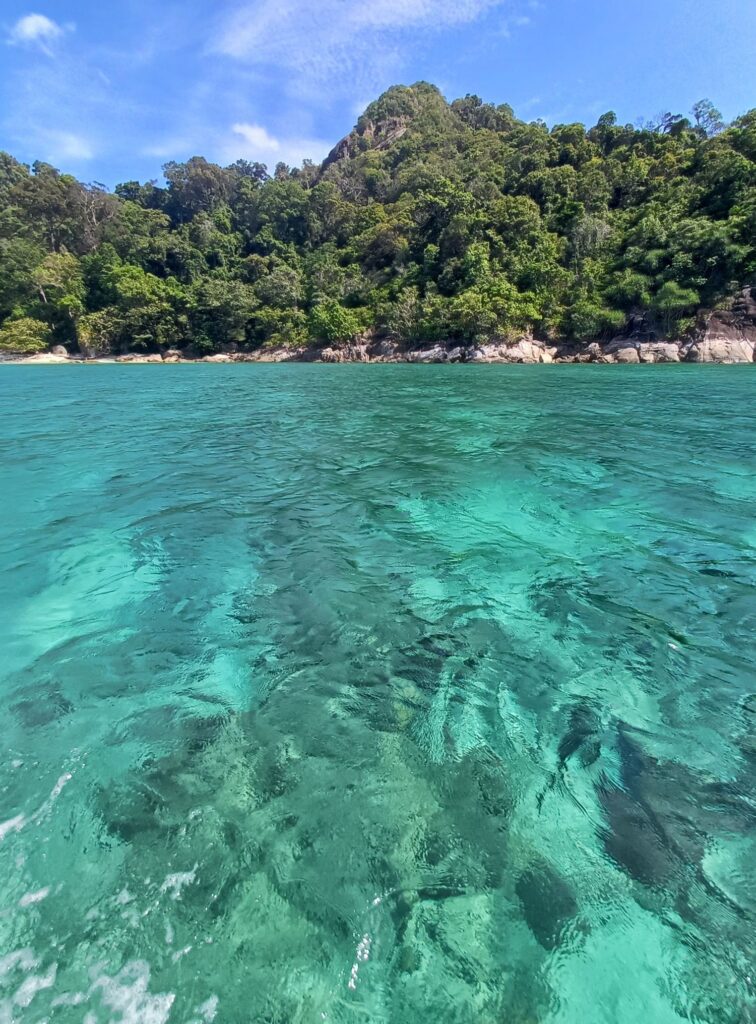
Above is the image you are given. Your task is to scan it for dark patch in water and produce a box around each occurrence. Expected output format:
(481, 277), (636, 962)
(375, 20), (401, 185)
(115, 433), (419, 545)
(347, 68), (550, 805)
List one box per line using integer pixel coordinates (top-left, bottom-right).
(598, 723), (755, 911)
(598, 781), (678, 886)
(557, 701), (602, 769)
(11, 687), (74, 728)
(515, 857), (578, 950)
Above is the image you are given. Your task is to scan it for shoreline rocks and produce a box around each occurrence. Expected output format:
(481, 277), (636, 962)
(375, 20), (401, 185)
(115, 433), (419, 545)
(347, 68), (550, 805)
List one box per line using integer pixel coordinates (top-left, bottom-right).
(3, 292), (756, 366)
(4, 335), (755, 365)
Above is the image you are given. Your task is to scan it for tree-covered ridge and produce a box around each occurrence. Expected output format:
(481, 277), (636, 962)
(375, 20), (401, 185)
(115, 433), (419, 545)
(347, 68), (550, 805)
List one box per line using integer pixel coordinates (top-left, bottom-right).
(1, 83), (754, 355)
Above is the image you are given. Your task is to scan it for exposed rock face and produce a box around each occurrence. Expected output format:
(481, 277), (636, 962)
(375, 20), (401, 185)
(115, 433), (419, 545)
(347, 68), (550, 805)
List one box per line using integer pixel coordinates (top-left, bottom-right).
(320, 344), (370, 363)
(638, 342), (681, 363)
(685, 288), (756, 363)
(688, 335), (756, 363)
(686, 318), (756, 363)
(50, 345), (68, 356)
(469, 338), (556, 363)
(373, 339), (401, 361)
(237, 346), (315, 362)
(115, 353), (164, 363)
(405, 345), (454, 363)
(605, 340), (680, 364)
(323, 118), (409, 168)
(568, 342), (614, 363)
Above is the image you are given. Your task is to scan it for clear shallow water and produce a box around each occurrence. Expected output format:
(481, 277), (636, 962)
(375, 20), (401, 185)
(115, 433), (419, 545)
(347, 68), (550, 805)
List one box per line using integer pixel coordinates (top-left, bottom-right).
(0, 364), (754, 1024)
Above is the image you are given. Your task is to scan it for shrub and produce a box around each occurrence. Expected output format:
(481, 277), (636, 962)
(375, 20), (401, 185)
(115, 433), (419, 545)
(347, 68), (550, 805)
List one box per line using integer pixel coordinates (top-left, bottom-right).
(0, 317), (52, 353)
(308, 300), (362, 343)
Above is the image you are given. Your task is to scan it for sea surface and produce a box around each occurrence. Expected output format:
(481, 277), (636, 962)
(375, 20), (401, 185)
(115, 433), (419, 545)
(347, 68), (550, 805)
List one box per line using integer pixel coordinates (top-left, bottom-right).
(0, 364), (754, 1024)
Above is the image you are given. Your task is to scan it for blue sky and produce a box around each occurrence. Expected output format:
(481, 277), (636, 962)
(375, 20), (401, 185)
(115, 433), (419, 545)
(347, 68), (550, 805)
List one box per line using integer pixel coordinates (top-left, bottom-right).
(1, 0), (755, 187)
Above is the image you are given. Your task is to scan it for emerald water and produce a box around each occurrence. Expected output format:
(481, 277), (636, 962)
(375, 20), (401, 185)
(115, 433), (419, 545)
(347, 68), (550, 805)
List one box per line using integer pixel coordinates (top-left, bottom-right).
(0, 364), (754, 1024)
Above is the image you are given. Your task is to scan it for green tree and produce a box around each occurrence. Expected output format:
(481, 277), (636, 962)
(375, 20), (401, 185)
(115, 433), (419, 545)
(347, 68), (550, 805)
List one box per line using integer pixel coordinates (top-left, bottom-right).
(308, 300), (363, 343)
(0, 316), (51, 352)
(652, 281), (700, 334)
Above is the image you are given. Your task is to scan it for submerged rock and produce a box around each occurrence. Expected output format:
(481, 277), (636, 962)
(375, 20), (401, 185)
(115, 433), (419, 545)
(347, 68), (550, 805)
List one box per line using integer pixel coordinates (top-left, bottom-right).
(599, 782), (678, 886)
(557, 701), (602, 769)
(597, 722), (756, 902)
(515, 857), (579, 949)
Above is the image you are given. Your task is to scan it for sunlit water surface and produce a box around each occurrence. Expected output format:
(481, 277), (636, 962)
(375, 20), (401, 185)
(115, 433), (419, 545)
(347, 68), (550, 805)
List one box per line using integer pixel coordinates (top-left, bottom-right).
(0, 364), (755, 1024)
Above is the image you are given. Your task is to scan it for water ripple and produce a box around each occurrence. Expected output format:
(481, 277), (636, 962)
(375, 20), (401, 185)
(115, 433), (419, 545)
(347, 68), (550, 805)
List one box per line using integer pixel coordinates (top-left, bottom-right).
(0, 364), (754, 1022)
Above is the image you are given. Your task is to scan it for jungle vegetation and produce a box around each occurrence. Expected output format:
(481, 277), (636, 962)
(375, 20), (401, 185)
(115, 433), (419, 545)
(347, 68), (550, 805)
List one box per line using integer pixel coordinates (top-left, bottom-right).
(0, 84), (754, 354)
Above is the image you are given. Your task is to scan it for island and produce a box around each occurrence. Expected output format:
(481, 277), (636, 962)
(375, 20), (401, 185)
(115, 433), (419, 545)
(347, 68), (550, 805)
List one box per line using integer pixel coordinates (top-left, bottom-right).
(1, 83), (755, 364)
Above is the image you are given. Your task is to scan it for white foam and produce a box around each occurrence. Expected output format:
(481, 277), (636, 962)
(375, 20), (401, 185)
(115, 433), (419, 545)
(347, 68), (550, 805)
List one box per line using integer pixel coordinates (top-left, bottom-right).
(160, 866), (197, 900)
(19, 887), (50, 907)
(89, 961), (175, 1024)
(0, 949), (37, 980)
(187, 995), (219, 1023)
(0, 770), (74, 846)
(347, 933), (371, 991)
(13, 963), (57, 1008)
(0, 815), (26, 842)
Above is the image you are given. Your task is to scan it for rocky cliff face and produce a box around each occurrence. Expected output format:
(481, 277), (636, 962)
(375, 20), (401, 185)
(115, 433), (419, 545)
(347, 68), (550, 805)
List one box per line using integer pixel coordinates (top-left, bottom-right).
(686, 287), (756, 363)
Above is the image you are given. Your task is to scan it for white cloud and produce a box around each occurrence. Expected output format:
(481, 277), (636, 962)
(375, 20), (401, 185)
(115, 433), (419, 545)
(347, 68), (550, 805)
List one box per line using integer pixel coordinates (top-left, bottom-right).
(212, 0), (521, 99)
(231, 122), (281, 153)
(142, 120), (330, 170)
(7, 13), (70, 54)
(46, 130), (94, 160)
(225, 122), (329, 167)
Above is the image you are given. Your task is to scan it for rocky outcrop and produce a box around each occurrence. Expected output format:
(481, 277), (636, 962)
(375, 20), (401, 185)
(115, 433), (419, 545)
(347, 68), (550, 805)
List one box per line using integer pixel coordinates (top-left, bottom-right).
(237, 346), (315, 362)
(115, 353), (164, 363)
(468, 338), (557, 364)
(320, 344), (370, 363)
(684, 288), (756, 363)
(323, 118), (409, 168)
(13, 351), (72, 364)
(613, 345), (640, 364)
(603, 339), (681, 363)
(405, 345), (461, 362)
(687, 312), (755, 363)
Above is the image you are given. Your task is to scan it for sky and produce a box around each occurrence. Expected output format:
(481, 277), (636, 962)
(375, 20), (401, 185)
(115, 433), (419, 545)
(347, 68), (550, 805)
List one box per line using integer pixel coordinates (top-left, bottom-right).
(1, 0), (755, 187)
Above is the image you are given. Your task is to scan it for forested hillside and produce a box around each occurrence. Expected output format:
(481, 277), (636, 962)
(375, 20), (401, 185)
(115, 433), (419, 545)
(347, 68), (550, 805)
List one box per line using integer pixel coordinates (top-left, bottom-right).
(1, 83), (754, 355)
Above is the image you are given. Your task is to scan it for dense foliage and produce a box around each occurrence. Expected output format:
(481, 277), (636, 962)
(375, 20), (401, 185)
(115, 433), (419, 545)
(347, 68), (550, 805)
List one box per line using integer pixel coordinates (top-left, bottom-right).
(1, 84), (754, 354)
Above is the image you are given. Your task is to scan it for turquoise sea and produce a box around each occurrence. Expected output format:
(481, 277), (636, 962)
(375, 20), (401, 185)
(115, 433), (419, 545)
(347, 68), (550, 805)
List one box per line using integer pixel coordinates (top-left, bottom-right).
(0, 364), (754, 1023)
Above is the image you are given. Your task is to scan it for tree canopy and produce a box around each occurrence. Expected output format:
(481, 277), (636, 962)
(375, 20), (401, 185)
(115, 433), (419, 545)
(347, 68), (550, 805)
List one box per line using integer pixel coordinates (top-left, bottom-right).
(0, 85), (753, 354)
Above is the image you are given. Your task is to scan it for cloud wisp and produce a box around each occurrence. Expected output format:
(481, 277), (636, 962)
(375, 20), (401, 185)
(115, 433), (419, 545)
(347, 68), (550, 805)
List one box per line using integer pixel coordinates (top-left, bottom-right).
(212, 0), (517, 100)
(0, 0), (533, 182)
(7, 13), (71, 56)
(227, 122), (330, 167)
